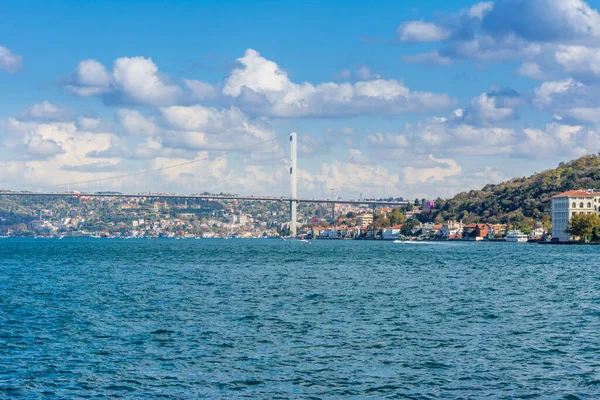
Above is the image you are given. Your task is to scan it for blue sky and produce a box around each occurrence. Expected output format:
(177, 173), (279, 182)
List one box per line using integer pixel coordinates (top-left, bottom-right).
(2, 0), (600, 199)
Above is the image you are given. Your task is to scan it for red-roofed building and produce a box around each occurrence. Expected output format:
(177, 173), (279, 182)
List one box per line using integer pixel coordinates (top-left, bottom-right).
(462, 224), (489, 241)
(551, 189), (600, 242)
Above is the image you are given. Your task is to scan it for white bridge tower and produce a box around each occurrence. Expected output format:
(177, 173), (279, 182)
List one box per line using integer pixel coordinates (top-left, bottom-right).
(290, 132), (298, 237)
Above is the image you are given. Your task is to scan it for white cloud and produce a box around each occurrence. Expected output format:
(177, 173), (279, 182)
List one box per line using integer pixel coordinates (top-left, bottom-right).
(399, 0), (600, 74)
(76, 116), (102, 131)
(221, 49), (454, 117)
(404, 155), (462, 185)
(397, 21), (452, 43)
(112, 57), (181, 105)
(516, 62), (548, 80)
(368, 132), (410, 148)
(159, 104), (279, 154)
(562, 107), (600, 123)
(223, 49), (289, 97)
(482, 0), (600, 42)
(307, 161), (402, 198)
(65, 59), (111, 96)
(533, 78), (584, 108)
(184, 79), (218, 100)
(0, 45), (23, 73)
(0, 118), (131, 190)
(519, 122), (590, 157)
(116, 109), (159, 136)
(555, 45), (600, 78)
(468, 2), (494, 19)
(367, 108), (516, 157)
(18, 101), (69, 121)
(467, 93), (516, 123)
(64, 57), (181, 106)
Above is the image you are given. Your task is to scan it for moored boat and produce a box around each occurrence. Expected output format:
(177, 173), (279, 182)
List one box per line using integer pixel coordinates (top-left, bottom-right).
(505, 230), (528, 242)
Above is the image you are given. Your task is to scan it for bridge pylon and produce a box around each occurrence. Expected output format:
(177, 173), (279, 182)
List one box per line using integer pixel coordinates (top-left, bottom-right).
(290, 132), (297, 237)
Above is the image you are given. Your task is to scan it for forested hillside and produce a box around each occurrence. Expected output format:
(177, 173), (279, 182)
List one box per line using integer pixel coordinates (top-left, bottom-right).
(430, 155), (600, 228)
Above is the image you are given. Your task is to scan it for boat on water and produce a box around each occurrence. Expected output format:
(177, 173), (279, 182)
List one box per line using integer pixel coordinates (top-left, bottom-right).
(299, 239), (311, 244)
(505, 230), (528, 242)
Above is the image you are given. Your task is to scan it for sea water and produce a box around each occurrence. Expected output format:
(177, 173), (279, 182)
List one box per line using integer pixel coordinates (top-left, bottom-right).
(1, 239), (600, 398)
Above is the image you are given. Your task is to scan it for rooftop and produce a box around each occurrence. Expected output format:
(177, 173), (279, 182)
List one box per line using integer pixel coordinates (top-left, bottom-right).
(551, 190), (597, 199)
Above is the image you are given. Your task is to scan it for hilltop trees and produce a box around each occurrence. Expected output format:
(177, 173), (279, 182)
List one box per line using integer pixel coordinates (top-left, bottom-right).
(429, 155), (600, 225)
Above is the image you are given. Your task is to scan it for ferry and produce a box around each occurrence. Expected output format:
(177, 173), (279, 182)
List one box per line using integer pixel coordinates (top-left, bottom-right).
(505, 230), (528, 243)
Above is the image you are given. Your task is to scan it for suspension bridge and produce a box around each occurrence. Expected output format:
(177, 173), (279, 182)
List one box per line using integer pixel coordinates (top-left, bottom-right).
(0, 132), (408, 236)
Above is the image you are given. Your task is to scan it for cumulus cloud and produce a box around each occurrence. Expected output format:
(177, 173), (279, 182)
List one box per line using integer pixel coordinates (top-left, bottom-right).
(112, 57), (181, 105)
(404, 155), (462, 185)
(533, 78), (585, 109)
(18, 101), (70, 121)
(64, 57), (181, 106)
(397, 21), (452, 43)
(116, 109), (159, 136)
(0, 45), (23, 72)
(76, 116), (103, 131)
(0, 117), (133, 191)
(518, 122), (596, 158)
(482, 0), (600, 43)
(220, 49), (454, 117)
(64, 59), (112, 96)
(554, 45), (600, 79)
(463, 90), (520, 124)
(399, 0), (600, 75)
(516, 62), (548, 80)
(301, 161), (402, 198)
(184, 79), (218, 100)
(159, 104), (279, 154)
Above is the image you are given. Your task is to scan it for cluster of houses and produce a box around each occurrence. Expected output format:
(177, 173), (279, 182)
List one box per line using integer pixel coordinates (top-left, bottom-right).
(305, 218), (541, 241)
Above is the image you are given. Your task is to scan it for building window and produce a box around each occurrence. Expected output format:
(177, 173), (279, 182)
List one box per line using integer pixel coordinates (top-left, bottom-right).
(588, 202), (592, 208)
(580, 202), (584, 208)
(572, 202), (576, 208)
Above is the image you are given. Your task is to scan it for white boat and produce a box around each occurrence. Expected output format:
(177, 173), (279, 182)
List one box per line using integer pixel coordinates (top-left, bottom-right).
(505, 230), (528, 242)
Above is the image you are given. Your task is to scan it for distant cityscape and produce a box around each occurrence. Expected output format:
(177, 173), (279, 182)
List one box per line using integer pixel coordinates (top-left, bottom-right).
(0, 190), (569, 242)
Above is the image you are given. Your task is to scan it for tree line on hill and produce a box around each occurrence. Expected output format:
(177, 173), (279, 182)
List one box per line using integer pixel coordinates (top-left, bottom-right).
(425, 155), (600, 232)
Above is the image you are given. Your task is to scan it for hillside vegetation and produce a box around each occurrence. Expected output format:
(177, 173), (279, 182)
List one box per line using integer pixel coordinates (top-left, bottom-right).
(430, 155), (600, 229)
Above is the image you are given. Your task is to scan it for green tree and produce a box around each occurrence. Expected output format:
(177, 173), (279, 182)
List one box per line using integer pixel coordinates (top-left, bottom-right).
(389, 209), (406, 225)
(400, 219), (419, 236)
(567, 214), (600, 242)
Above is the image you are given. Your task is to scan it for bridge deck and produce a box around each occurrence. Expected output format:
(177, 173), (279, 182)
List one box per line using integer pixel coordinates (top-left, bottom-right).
(0, 192), (408, 206)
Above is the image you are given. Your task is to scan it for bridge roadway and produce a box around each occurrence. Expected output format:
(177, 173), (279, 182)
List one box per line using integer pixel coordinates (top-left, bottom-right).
(0, 192), (409, 207)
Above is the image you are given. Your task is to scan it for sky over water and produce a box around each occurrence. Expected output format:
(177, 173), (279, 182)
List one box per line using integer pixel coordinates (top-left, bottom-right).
(2, 0), (600, 199)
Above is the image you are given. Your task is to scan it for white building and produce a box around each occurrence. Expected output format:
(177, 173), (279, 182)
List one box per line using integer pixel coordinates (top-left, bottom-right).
(382, 228), (401, 240)
(551, 190), (600, 242)
(440, 220), (464, 238)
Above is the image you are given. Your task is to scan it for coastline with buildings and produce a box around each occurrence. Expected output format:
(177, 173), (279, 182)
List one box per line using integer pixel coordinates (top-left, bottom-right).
(2, 156), (600, 244)
(1, 188), (595, 244)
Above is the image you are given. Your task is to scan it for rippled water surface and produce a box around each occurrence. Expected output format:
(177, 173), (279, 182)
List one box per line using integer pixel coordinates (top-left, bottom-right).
(2, 239), (600, 398)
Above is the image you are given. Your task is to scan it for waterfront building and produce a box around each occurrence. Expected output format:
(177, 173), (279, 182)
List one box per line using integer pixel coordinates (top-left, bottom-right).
(551, 190), (600, 242)
(440, 220), (464, 238)
(462, 224), (489, 241)
(382, 225), (403, 240)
